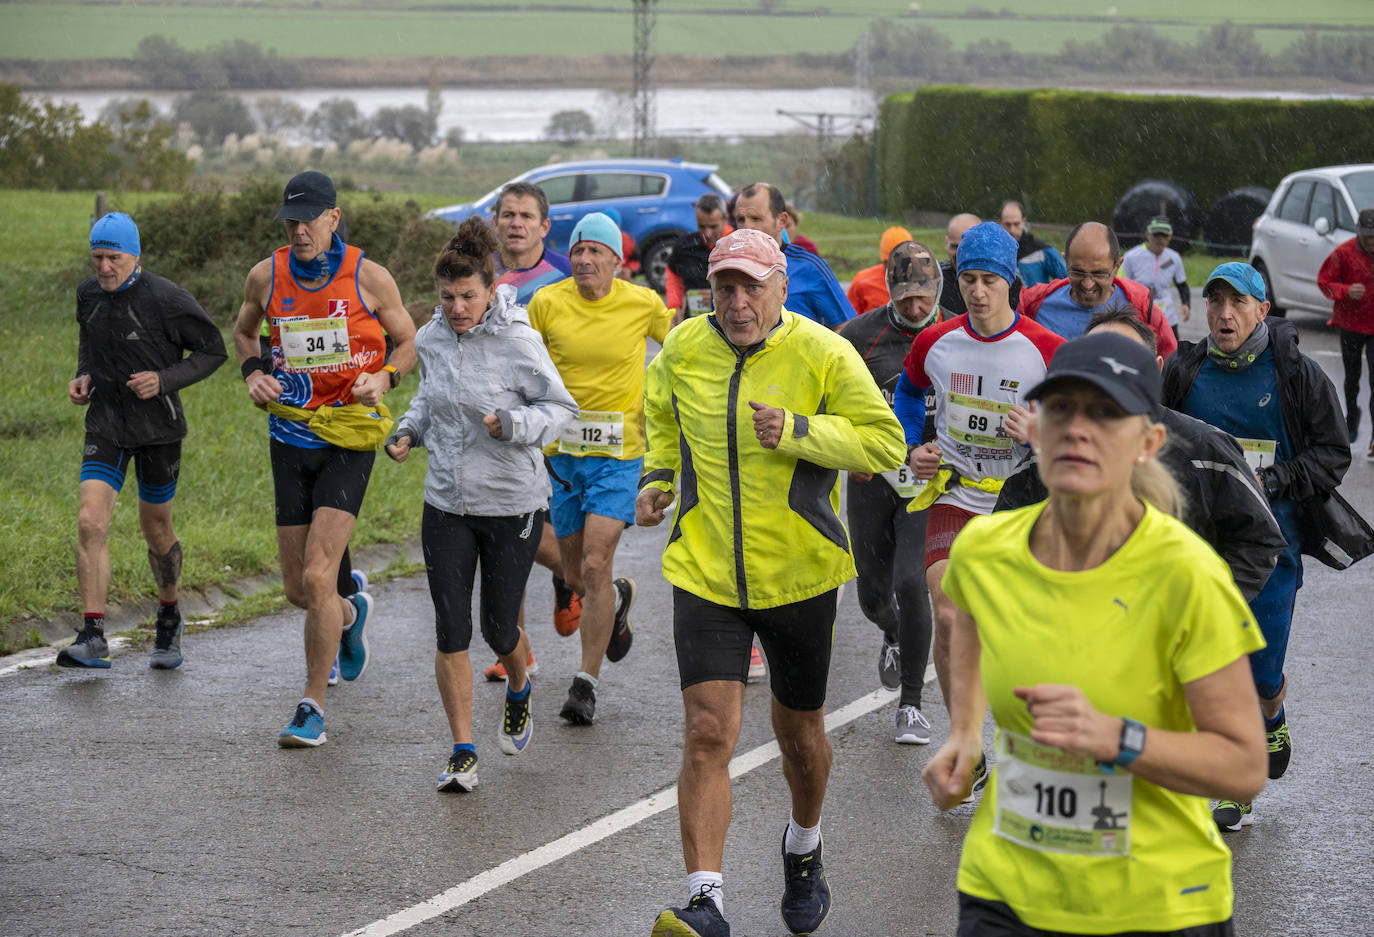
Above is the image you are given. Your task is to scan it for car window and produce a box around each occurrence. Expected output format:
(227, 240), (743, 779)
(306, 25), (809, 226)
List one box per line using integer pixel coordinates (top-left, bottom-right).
(1308, 183), (1337, 228)
(1335, 195), (1357, 232)
(1341, 170), (1374, 221)
(582, 173), (666, 200)
(1276, 179), (1313, 223)
(536, 175), (578, 205)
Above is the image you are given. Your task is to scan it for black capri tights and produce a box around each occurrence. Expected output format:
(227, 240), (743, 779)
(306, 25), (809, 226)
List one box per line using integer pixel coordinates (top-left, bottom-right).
(421, 503), (544, 655)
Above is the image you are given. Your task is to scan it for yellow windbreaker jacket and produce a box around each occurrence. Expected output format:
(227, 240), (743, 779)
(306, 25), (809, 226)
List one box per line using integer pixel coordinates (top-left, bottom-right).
(641, 310), (906, 609)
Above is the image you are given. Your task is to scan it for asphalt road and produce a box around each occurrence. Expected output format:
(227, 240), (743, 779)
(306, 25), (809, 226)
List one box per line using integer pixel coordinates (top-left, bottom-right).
(2, 312), (1372, 937)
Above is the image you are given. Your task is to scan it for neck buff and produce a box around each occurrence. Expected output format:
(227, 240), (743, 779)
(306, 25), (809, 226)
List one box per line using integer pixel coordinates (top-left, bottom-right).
(112, 264), (141, 293)
(289, 232), (345, 282)
(1207, 318), (1269, 372)
(893, 302), (938, 331)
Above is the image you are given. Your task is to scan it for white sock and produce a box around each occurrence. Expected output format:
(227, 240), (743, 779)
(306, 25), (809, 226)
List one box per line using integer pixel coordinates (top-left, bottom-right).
(785, 814), (820, 855)
(300, 696), (322, 716)
(686, 871), (723, 914)
(577, 670), (600, 690)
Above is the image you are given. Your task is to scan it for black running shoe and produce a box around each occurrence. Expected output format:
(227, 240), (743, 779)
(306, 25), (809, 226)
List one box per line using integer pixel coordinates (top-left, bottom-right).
(149, 606), (183, 669)
(1267, 717), (1292, 779)
(780, 832), (832, 936)
(56, 625), (110, 669)
(652, 887), (731, 937)
(606, 577), (636, 662)
(559, 675), (597, 726)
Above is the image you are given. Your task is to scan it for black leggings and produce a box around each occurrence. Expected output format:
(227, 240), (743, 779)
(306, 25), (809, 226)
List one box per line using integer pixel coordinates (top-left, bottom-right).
(1339, 328), (1374, 432)
(422, 503), (544, 655)
(846, 475), (933, 708)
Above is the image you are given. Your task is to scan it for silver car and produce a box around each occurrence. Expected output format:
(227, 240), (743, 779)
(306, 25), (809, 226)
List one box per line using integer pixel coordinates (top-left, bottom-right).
(1249, 164), (1374, 317)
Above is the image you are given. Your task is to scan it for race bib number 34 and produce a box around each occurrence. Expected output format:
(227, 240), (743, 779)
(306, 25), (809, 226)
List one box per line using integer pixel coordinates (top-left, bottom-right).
(993, 729), (1133, 857)
(946, 392), (1013, 450)
(559, 410), (625, 457)
(281, 318), (351, 369)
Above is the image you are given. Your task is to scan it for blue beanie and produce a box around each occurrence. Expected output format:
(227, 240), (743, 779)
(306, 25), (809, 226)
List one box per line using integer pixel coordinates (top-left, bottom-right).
(569, 211), (623, 260)
(956, 221), (1017, 285)
(89, 212), (141, 256)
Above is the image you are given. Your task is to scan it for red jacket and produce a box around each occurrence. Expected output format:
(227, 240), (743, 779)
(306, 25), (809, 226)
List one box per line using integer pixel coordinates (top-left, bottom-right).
(1318, 237), (1374, 335)
(846, 263), (890, 315)
(1018, 276), (1178, 358)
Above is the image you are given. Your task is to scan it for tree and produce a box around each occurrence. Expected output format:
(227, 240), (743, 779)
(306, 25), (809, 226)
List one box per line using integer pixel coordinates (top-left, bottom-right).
(255, 96), (307, 135)
(370, 105), (436, 151)
(100, 97), (163, 133)
(544, 109), (596, 145)
(308, 97), (366, 147)
(173, 90), (255, 144)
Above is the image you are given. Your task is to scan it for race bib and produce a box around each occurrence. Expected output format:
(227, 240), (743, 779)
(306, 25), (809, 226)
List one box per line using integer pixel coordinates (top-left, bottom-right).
(945, 392), (1014, 450)
(685, 289), (713, 316)
(559, 410), (625, 457)
(1237, 438), (1277, 472)
(881, 463), (925, 499)
(281, 318), (351, 369)
(993, 729), (1133, 857)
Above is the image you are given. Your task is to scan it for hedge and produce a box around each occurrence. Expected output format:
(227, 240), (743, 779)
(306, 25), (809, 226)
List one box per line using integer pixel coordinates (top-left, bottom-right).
(878, 86), (1374, 225)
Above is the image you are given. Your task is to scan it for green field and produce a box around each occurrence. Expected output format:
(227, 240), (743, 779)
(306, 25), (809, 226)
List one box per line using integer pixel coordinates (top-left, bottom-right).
(3, 1), (1369, 61)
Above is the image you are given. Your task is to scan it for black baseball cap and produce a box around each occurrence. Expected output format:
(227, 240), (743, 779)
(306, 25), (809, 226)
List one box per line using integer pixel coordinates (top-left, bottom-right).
(1359, 208), (1374, 235)
(1025, 332), (1161, 416)
(274, 171), (337, 222)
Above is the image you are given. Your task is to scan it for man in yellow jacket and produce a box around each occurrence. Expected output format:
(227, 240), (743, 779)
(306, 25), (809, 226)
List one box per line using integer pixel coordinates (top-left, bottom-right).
(638, 228), (905, 937)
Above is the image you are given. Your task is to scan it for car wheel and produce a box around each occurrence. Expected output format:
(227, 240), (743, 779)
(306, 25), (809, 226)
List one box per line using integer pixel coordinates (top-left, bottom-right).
(1252, 259), (1286, 318)
(639, 233), (681, 294)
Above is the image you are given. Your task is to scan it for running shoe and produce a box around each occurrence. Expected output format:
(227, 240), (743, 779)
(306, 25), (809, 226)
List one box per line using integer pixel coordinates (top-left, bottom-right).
(338, 591), (371, 681)
(559, 675), (597, 726)
(499, 680), (533, 755)
(277, 702), (326, 747)
(652, 888), (731, 937)
(56, 625), (110, 669)
(747, 644), (767, 683)
(148, 606), (184, 670)
(438, 748), (478, 792)
(350, 569), (369, 594)
(962, 752), (989, 804)
(552, 574), (582, 636)
(780, 832), (831, 936)
(1267, 717), (1292, 779)
(328, 653), (339, 687)
(878, 634), (900, 690)
(1367, 439), (1374, 461)
(894, 705), (932, 745)
(1347, 406), (1360, 444)
(606, 577), (636, 662)
(483, 650), (538, 682)
(1213, 800), (1253, 831)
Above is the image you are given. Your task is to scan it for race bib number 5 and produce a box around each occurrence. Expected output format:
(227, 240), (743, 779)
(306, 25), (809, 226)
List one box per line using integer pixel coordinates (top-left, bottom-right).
(946, 392), (1013, 450)
(993, 729), (1133, 857)
(559, 410), (625, 457)
(281, 318), (351, 369)
(881, 463), (925, 499)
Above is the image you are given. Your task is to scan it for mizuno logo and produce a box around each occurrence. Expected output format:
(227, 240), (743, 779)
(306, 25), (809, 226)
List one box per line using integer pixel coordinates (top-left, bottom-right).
(1100, 356), (1138, 375)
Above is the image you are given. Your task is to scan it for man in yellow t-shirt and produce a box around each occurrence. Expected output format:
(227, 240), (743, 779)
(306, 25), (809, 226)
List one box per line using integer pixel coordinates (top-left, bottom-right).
(526, 211), (673, 726)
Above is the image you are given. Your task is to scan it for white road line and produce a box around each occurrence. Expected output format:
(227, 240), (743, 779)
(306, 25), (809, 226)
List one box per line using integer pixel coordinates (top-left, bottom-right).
(342, 685), (905, 937)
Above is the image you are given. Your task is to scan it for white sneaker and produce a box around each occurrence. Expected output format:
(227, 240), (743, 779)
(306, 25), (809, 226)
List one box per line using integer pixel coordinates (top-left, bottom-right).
(894, 705), (931, 744)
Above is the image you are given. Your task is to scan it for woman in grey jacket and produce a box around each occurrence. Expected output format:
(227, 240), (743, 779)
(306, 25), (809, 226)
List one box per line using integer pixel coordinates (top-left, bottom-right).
(387, 217), (577, 792)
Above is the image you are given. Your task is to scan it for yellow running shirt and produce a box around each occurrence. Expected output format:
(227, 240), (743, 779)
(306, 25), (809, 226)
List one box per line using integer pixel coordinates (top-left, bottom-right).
(942, 501), (1264, 934)
(527, 277), (672, 460)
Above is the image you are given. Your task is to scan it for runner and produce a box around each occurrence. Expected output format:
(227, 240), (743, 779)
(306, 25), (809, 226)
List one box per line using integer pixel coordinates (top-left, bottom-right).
(1162, 262), (1356, 831)
(233, 170), (416, 747)
(665, 193), (731, 320)
(526, 211), (672, 725)
(640, 228), (905, 937)
(60, 212), (227, 669)
(1317, 207), (1374, 451)
(483, 180), (581, 682)
(894, 221), (1063, 791)
(998, 199), (1066, 288)
(923, 330), (1267, 936)
(841, 240), (941, 742)
(385, 217), (577, 792)
(845, 225), (912, 316)
(1120, 217), (1191, 343)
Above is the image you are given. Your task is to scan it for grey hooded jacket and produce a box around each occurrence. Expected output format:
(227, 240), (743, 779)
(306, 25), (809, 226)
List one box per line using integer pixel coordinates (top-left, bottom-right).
(394, 284), (577, 517)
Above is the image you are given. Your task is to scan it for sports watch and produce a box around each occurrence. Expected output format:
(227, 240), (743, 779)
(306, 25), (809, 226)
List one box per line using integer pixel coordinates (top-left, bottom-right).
(1112, 717), (1146, 768)
(383, 364), (399, 388)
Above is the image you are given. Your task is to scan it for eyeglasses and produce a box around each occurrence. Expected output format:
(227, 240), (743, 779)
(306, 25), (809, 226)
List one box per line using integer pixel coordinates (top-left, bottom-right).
(1068, 269), (1115, 283)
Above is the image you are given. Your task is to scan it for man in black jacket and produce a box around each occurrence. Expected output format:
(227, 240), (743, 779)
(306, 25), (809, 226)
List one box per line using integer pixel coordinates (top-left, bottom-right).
(1162, 262), (1352, 833)
(61, 212), (227, 670)
(998, 308), (1285, 602)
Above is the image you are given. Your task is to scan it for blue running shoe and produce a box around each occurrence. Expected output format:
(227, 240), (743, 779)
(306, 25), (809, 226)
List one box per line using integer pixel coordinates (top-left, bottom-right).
(57, 626), (111, 669)
(350, 569), (369, 594)
(328, 652), (340, 687)
(278, 702), (326, 747)
(499, 679), (533, 755)
(338, 592), (371, 681)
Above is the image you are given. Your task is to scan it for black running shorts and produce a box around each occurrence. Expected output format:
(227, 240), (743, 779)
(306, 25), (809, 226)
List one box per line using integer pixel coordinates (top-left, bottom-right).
(269, 439), (375, 526)
(956, 893), (1235, 937)
(672, 586), (838, 712)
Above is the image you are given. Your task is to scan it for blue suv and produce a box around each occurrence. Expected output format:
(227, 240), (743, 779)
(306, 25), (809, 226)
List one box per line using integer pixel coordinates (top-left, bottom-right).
(428, 158), (732, 292)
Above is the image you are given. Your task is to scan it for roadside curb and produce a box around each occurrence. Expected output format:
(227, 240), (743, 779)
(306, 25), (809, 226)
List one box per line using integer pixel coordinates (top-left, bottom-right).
(1, 535), (426, 674)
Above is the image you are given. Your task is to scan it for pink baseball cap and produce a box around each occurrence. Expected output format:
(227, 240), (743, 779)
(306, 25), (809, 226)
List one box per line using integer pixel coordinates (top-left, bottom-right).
(707, 228), (787, 281)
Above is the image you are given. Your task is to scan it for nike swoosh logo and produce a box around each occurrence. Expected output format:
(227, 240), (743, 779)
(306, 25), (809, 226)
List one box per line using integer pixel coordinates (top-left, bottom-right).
(286, 193), (303, 200)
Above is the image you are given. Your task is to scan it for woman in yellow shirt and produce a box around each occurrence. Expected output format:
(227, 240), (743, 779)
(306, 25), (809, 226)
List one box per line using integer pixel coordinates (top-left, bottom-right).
(923, 331), (1268, 936)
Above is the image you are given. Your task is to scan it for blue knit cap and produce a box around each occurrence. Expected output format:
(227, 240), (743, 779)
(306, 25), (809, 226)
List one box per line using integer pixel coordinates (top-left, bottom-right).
(89, 212), (141, 256)
(955, 221), (1017, 285)
(568, 211), (623, 260)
